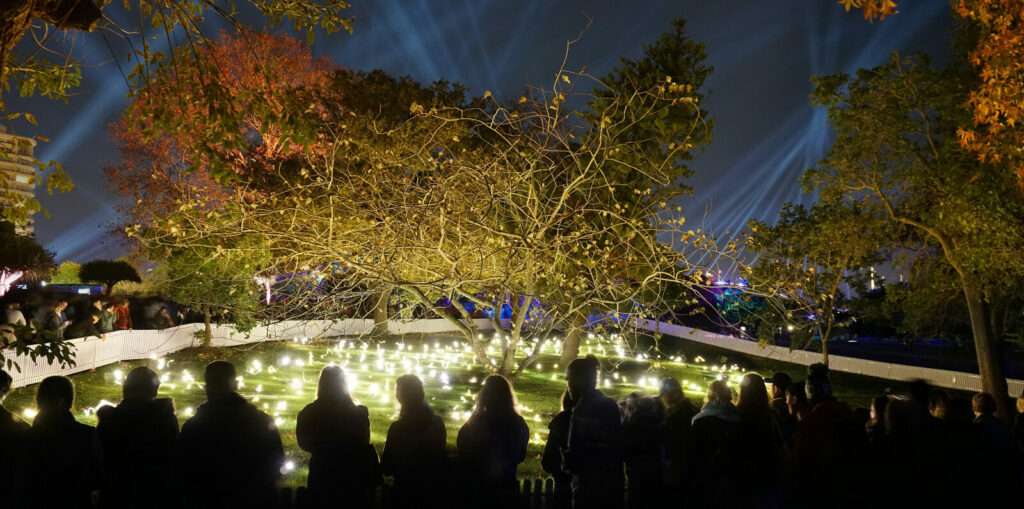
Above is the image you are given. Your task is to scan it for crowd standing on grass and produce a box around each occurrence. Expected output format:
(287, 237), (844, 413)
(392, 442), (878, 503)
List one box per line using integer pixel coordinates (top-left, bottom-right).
(1, 359), (1024, 509)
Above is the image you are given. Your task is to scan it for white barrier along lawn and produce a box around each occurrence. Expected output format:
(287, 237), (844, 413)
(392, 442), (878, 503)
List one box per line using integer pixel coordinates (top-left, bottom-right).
(6, 318), (1022, 397)
(643, 320), (1024, 396)
(4, 319), (492, 389)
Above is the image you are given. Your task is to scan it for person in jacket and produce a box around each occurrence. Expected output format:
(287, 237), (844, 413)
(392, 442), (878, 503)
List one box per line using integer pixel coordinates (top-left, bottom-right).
(178, 361), (283, 509)
(113, 300), (132, 330)
(381, 374), (447, 509)
(1, 369), (30, 509)
(24, 375), (102, 509)
(41, 300), (70, 341)
(297, 366), (377, 509)
(621, 392), (664, 509)
(563, 356), (624, 509)
(542, 390), (575, 509)
(659, 377), (696, 500)
(791, 364), (862, 509)
(96, 366), (179, 509)
(689, 380), (741, 509)
(736, 374), (785, 509)
(93, 300), (116, 334)
(456, 374), (529, 509)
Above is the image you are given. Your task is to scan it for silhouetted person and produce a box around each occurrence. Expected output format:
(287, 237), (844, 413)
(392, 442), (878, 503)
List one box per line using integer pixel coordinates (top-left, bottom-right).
(24, 375), (102, 509)
(382, 374), (447, 509)
(620, 392), (663, 509)
(658, 377), (696, 500)
(178, 361), (283, 509)
(769, 372), (791, 416)
(1014, 392), (1024, 465)
(785, 381), (809, 423)
(791, 364), (862, 509)
(113, 300), (132, 330)
(1, 369), (30, 509)
(66, 311), (101, 339)
(297, 366), (377, 508)
(456, 375), (529, 509)
(736, 374), (784, 508)
(41, 300), (70, 341)
(972, 392), (1015, 498)
(96, 366), (179, 509)
(865, 395), (888, 447)
(563, 356), (624, 509)
(689, 380), (740, 509)
(542, 391), (575, 509)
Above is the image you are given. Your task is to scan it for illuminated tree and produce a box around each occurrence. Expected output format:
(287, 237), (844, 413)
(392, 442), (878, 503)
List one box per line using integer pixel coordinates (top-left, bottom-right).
(808, 53), (1024, 418)
(159, 243), (269, 345)
(839, 1), (1024, 183)
(118, 24), (728, 377)
(746, 201), (887, 364)
(50, 260), (80, 283)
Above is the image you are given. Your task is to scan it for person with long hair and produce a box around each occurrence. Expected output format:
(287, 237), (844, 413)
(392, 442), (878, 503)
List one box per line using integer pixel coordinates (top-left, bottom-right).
(690, 380), (740, 509)
(382, 374), (447, 509)
(659, 377), (697, 500)
(736, 373), (785, 509)
(297, 366), (378, 509)
(456, 375), (529, 509)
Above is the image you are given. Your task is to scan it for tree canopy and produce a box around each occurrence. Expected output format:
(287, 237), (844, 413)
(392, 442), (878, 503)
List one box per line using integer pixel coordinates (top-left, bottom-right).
(110, 24), (727, 376)
(79, 259), (142, 295)
(807, 52), (1024, 418)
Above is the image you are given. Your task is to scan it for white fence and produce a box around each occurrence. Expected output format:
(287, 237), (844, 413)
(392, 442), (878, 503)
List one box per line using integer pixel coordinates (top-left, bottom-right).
(5, 319), (492, 389)
(643, 320), (1024, 396)
(6, 318), (1023, 396)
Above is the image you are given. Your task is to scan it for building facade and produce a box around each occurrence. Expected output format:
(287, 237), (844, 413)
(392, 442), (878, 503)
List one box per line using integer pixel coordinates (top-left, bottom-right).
(0, 125), (39, 235)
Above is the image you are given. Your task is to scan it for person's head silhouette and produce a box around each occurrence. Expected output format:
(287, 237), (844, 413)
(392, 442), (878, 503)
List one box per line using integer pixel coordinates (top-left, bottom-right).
(396, 374), (426, 409)
(204, 361), (238, 401)
(706, 380), (732, 406)
(738, 373), (769, 413)
(566, 355), (599, 401)
(475, 375), (517, 418)
(124, 366), (160, 402)
(316, 365), (350, 402)
(37, 375), (75, 414)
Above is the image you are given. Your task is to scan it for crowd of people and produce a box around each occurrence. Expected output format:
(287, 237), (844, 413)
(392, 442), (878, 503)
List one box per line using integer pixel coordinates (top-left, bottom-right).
(0, 297), (185, 346)
(1, 357), (1023, 509)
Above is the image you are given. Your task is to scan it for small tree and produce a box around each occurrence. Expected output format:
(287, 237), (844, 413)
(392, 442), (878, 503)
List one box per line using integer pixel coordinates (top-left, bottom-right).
(746, 201), (887, 364)
(160, 245), (268, 346)
(79, 260), (142, 295)
(50, 261), (81, 284)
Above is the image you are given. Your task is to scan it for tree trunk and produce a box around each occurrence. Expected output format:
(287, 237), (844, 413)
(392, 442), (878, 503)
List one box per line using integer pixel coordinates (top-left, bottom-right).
(372, 287), (391, 337)
(962, 282), (1012, 421)
(201, 307), (212, 347)
(560, 314), (588, 366)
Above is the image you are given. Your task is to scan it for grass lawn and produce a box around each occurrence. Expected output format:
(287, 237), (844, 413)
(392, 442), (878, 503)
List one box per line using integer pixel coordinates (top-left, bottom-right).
(4, 333), (905, 486)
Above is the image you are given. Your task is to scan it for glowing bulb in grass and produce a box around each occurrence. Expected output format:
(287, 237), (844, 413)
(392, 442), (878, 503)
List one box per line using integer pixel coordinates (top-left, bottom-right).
(281, 460), (295, 474)
(183, 406), (195, 417)
(113, 369), (124, 385)
(276, 401), (287, 411)
(22, 408), (38, 419)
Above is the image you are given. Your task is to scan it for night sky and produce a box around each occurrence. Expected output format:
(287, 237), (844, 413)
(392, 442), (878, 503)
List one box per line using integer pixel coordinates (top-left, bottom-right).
(7, 0), (951, 262)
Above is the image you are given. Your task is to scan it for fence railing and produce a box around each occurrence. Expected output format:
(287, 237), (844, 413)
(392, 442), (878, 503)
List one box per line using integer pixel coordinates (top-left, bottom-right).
(641, 319), (1024, 396)
(6, 318), (1023, 396)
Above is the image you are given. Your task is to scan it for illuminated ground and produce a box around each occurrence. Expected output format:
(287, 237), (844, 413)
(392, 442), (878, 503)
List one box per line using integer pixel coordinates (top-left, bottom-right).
(4, 333), (898, 485)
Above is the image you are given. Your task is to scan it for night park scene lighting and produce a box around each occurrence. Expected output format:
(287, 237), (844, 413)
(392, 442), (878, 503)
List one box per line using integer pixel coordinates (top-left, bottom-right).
(1, 1), (1023, 509)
